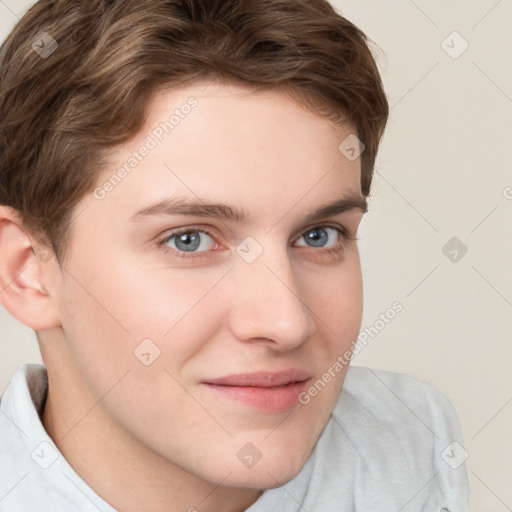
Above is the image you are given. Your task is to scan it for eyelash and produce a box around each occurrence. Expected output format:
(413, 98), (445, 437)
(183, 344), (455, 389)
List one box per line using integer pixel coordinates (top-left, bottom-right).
(156, 224), (358, 260)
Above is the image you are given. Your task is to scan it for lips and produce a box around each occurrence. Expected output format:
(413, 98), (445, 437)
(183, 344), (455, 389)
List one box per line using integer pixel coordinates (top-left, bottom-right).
(201, 369), (312, 412)
(203, 369), (312, 388)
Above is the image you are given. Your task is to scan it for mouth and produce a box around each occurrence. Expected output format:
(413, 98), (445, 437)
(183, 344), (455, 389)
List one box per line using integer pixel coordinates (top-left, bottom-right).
(201, 369), (312, 412)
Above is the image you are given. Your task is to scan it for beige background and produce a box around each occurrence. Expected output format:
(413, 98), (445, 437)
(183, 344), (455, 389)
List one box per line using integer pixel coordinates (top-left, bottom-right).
(1, 0), (511, 510)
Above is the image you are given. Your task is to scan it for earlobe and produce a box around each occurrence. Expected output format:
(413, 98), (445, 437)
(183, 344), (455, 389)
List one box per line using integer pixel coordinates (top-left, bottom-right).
(0, 206), (61, 330)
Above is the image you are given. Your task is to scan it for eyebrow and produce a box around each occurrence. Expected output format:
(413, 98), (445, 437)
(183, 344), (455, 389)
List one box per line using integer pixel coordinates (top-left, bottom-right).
(129, 193), (367, 225)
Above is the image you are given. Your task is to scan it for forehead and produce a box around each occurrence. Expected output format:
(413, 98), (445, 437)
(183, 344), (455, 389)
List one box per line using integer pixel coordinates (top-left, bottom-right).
(89, 82), (362, 224)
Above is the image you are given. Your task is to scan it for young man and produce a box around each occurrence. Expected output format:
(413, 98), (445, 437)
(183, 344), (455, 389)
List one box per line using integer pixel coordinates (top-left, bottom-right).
(0, 0), (469, 510)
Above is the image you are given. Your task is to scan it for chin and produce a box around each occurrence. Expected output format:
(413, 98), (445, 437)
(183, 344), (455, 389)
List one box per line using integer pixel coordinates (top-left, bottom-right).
(220, 446), (311, 490)
(224, 467), (301, 490)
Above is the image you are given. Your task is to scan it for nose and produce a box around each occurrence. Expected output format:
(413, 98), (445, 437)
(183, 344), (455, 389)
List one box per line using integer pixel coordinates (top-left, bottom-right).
(227, 244), (317, 351)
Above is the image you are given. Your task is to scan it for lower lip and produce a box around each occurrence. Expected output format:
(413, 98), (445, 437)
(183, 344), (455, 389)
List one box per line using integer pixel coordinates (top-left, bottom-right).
(202, 380), (310, 412)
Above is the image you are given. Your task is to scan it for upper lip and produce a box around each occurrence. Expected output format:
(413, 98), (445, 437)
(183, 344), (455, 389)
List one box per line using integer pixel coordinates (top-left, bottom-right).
(203, 369), (312, 388)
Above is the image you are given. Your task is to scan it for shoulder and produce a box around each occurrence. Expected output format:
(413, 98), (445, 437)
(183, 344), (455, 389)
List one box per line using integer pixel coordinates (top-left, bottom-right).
(339, 365), (459, 423)
(1, 364), (117, 512)
(324, 365), (470, 511)
(334, 365), (465, 453)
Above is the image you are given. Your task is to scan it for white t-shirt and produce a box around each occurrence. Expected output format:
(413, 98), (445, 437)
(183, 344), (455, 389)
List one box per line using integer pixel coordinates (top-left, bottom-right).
(0, 364), (470, 511)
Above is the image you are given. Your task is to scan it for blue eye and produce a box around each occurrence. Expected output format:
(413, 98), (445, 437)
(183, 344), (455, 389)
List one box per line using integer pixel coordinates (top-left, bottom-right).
(159, 228), (216, 254)
(295, 226), (343, 249)
(157, 224), (354, 259)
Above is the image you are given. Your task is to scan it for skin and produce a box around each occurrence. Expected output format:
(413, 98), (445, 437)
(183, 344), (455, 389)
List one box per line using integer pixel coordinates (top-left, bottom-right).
(0, 81), (366, 512)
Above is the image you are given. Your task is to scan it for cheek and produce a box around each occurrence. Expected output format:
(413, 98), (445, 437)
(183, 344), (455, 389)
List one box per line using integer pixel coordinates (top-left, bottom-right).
(305, 249), (363, 344)
(57, 252), (227, 393)
(294, 257), (363, 434)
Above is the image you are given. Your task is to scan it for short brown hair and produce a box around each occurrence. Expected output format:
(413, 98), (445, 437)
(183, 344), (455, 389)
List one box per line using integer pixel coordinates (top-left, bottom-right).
(0, 0), (388, 266)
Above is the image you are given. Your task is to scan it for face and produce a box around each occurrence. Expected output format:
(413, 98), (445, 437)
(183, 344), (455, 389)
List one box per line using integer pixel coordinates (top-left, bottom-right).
(46, 81), (365, 489)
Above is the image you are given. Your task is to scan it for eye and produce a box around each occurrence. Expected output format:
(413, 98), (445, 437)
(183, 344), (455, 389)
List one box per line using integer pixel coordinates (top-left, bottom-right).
(294, 225), (351, 249)
(157, 224), (355, 260)
(158, 227), (218, 257)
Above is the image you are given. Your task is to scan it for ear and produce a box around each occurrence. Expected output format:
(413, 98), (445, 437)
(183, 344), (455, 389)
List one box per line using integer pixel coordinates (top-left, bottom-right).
(0, 206), (60, 330)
